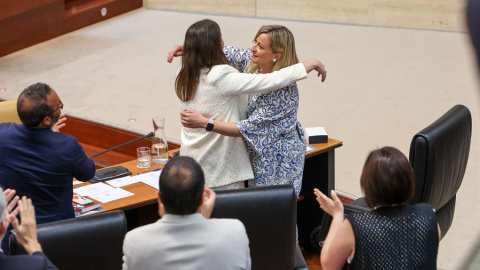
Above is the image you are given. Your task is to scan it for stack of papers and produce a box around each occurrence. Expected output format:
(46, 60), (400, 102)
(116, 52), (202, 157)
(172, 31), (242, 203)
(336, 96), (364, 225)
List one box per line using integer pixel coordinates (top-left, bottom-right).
(132, 170), (161, 190)
(73, 169), (162, 204)
(73, 183), (134, 203)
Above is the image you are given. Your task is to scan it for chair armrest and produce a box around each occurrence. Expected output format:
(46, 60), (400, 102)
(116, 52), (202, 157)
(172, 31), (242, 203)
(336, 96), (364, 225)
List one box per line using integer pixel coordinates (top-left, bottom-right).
(294, 244), (309, 270)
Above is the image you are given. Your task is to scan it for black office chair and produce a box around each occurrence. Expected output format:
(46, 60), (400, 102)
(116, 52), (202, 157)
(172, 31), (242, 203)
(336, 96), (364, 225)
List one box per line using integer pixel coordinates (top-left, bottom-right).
(9, 210), (127, 270)
(316, 104), (472, 249)
(408, 104), (471, 238)
(212, 185), (308, 270)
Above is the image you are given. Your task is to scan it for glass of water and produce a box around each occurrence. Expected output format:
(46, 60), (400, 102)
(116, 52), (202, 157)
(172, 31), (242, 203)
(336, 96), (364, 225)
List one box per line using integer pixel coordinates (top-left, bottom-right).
(137, 147), (151, 168)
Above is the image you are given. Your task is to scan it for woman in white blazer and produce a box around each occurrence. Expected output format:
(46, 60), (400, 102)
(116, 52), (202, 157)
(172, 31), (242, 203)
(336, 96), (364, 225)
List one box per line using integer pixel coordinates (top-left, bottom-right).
(170, 19), (325, 190)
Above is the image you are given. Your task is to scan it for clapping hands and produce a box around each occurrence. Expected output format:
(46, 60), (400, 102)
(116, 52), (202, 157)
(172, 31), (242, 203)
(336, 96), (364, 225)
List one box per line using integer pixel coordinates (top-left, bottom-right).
(313, 188), (344, 218)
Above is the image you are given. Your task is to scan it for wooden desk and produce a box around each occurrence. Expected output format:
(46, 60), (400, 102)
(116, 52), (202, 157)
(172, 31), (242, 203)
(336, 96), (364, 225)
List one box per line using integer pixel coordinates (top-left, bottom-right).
(81, 138), (342, 246)
(75, 160), (163, 213)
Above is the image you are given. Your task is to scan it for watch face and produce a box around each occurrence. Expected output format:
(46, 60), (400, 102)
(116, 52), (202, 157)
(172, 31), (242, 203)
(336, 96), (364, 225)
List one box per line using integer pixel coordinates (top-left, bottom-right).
(206, 122), (214, 132)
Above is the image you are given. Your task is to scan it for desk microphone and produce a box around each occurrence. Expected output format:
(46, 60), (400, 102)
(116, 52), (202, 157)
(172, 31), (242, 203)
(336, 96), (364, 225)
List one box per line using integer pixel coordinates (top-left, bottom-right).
(89, 132), (155, 158)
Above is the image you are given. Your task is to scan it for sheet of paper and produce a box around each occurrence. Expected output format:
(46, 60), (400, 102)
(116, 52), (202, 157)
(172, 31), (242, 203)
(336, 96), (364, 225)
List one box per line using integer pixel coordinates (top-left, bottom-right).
(132, 170), (161, 190)
(105, 176), (140, 188)
(73, 183), (116, 197)
(306, 144), (316, 152)
(72, 180), (83, 186)
(89, 188), (134, 203)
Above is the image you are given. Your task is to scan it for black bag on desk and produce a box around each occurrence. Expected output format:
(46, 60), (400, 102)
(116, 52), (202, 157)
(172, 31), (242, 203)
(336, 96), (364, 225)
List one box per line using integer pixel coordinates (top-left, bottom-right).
(90, 166), (132, 183)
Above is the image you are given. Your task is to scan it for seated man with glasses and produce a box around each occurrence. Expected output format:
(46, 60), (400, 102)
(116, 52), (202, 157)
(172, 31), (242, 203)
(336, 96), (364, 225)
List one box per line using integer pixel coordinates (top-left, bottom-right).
(0, 82), (95, 252)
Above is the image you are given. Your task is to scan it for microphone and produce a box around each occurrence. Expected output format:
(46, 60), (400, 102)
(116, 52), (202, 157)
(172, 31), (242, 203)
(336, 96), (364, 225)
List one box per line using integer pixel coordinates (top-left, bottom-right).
(89, 132), (155, 158)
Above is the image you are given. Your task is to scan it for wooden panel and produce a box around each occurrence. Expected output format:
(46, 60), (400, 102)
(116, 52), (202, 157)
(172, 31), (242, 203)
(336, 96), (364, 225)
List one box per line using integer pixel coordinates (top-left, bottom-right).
(0, 1), (64, 57)
(0, 0), (142, 57)
(61, 115), (179, 159)
(0, 0), (60, 21)
(63, 0), (143, 34)
(146, 0), (255, 17)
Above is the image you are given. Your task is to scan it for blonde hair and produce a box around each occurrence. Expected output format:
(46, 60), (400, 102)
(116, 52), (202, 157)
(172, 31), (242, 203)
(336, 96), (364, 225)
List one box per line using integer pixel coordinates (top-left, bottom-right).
(247, 25), (299, 74)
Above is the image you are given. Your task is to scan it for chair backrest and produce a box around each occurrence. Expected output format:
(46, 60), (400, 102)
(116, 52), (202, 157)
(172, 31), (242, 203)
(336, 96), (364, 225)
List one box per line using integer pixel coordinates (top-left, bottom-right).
(9, 210), (127, 270)
(211, 185), (297, 270)
(409, 104), (472, 239)
(0, 100), (21, 124)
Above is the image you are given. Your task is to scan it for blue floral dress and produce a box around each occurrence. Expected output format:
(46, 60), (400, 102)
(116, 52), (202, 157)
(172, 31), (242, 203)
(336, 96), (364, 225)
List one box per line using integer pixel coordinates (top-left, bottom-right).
(224, 46), (306, 197)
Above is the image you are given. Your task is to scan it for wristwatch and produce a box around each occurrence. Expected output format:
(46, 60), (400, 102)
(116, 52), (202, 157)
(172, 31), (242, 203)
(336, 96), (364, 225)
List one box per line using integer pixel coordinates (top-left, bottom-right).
(206, 118), (214, 132)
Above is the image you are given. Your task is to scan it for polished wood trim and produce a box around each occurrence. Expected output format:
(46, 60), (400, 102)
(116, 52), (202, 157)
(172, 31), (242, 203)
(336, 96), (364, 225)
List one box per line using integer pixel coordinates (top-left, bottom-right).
(306, 138), (343, 157)
(0, 0), (142, 57)
(63, 0), (143, 34)
(62, 115), (152, 155)
(62, 114), (179, 167)
(0, 1), (64, 57)
(168, 138), (343, 159)
(0, 0), (60, 21)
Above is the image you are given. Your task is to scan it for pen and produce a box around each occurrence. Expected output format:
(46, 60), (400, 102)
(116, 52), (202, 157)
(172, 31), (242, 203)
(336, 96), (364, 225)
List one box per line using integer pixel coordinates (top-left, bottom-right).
(136, 168), (161, 175)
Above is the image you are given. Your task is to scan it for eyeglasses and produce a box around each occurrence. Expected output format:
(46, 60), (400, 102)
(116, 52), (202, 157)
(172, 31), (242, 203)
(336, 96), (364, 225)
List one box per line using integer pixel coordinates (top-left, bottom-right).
(47, 99), (63, 115)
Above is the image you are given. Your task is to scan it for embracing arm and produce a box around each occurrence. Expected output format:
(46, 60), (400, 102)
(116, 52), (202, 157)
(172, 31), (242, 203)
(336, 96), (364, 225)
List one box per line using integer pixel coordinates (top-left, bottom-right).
(167, 45), (183, 62)
(180, 110), (241, 137)
(216, 58), (326, 96)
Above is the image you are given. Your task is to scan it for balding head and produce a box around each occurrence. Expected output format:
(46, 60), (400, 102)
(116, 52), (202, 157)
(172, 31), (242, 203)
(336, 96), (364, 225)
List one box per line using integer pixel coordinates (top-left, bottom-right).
(159, 156), (205, 215)
(17, 82), (58, 127)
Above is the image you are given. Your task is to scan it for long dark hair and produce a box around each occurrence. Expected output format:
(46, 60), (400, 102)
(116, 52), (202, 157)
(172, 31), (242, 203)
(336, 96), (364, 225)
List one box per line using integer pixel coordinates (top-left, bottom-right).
(175, 19), (228, 102)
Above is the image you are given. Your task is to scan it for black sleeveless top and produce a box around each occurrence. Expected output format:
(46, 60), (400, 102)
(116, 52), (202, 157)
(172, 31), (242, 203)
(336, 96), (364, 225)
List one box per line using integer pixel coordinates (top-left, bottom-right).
(345, 203), (438, 270)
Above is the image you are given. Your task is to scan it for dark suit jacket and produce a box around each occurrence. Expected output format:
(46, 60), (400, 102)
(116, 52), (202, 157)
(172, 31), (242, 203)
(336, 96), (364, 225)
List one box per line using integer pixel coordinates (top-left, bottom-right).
(0, 123), (96, 251)
(0, 251), (59, 270)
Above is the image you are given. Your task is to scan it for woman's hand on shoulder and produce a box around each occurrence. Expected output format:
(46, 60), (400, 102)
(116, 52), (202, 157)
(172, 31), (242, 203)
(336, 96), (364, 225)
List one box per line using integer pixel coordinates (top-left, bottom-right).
(180, 110), (208, 129)
(314, 188), (343, 218)
(302, 59), (327, 82)
(167, 45), (184, 63)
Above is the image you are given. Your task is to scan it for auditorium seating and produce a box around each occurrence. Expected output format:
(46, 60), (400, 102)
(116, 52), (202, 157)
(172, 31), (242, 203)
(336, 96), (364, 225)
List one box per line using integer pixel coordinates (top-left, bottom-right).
(212, 185), (308, 270)
(9, 210), (127, 270)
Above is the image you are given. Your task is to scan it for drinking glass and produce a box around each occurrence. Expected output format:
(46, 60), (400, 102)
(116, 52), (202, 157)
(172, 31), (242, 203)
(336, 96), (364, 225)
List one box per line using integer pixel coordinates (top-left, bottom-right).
(137, 147), (151, 168)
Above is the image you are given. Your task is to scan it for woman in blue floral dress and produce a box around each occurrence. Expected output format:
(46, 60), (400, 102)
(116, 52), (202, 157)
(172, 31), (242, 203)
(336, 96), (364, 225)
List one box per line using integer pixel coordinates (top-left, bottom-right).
(178, 25), (326, 197)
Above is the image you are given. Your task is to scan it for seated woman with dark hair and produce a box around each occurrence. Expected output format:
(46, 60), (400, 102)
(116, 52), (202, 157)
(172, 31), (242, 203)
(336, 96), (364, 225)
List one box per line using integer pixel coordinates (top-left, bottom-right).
(314, 146), (440, 270)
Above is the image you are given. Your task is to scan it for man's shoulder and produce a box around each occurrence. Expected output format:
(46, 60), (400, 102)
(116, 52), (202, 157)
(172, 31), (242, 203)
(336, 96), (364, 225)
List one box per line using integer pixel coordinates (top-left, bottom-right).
(125, 221), (161, 241)
(207, 218), (247, 234)
(0, 122), (19, 131)
(0, 253), (51, 270)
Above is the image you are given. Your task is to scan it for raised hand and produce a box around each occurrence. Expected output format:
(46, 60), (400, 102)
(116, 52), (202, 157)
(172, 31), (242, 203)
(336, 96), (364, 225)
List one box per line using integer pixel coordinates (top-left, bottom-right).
(200, 188), (216, 219)
(10, 196), (43, 255)
(302, 59), (327, 82)
(52, 113), (67, 132)
(313, 189), (343, 218)
(4, 189), (20, 219)
(167, 45), (184, 63)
